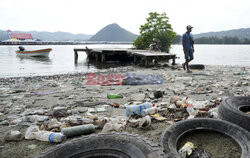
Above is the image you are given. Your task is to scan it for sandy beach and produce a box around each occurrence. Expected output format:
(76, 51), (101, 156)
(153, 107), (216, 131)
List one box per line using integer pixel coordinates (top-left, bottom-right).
(0, 64), (249, 158)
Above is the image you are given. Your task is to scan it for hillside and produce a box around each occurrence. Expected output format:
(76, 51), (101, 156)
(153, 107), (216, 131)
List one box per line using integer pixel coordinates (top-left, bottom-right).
(194, 28), (250, 39)
(89, 23), (138, 42)
(0, 30), (92, 41)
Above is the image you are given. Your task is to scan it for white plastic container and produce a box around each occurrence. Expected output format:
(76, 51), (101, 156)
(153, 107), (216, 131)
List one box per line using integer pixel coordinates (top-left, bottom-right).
(36, 131), (66, 143)
(141, 107), (158, 116)
(125, 102), (153, 117)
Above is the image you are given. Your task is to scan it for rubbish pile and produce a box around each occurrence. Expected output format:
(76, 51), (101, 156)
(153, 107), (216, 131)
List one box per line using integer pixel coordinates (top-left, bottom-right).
(0, 65), (249, 157)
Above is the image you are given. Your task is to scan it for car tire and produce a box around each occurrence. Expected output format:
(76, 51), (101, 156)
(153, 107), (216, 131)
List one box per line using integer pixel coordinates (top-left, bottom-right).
(160, 118), (250, 158)
(36, 132), (166, 158)
(218, 96), (250, 131)
(189, 64), (205, 70)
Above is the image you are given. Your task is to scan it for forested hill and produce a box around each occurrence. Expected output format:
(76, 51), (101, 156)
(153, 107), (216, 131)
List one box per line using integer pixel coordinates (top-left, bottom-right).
(0, 30), (92, 41)
(89, 23), (138, 42)
(193, 28), (250, 44)
(194, 28), (250, 39)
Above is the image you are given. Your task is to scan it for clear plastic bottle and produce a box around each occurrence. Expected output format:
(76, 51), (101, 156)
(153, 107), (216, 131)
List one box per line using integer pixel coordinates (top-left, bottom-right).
(141, 107), (158, 116)
(27, 115), (49, 123)
(61, 124), (95, 137)
(125, 102), (154, 117)
(36, 131), (66, 143)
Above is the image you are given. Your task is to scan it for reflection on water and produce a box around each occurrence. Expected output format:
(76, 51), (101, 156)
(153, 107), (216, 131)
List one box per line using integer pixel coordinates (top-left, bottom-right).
(17, 56), (52, 64)
(84, 60), (133, 69)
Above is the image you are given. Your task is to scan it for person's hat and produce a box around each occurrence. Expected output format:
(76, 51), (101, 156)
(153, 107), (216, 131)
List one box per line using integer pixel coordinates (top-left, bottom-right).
(186, 25), (193, 29)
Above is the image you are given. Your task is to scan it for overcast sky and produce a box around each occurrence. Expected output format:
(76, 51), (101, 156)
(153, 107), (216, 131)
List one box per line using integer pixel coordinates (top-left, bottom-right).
(1, 0), (250, 35)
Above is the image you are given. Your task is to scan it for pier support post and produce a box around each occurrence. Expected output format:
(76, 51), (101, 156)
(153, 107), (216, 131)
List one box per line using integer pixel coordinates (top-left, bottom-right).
(74, 51), (78, 64)
(145, 57), (148, 67)
(172, 55), (176, 65)
(101, 53), (106, 63)
(134, 56), (137, 65)
(95, 53), (98, 62)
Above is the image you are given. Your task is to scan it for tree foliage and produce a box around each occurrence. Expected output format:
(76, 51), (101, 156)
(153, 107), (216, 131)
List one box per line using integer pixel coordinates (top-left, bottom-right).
(133, 12), (176, 52)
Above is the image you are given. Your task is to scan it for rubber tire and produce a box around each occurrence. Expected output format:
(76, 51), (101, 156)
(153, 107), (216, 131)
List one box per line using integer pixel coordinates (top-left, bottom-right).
(36, 132), (165, 158)
(189, 64), (205, 70)
(218, 96), (250, 131)
(160, 118), (250, 158)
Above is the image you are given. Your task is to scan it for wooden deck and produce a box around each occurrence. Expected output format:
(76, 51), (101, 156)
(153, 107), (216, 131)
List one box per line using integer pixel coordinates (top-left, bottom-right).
(74, 48), (176, 66)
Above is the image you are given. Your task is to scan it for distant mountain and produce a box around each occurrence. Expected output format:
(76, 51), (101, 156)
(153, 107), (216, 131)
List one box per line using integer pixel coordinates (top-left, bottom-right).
(194, 28), (250, 39)
(0, 30), (92, 41)
(89, 23), (138, 42)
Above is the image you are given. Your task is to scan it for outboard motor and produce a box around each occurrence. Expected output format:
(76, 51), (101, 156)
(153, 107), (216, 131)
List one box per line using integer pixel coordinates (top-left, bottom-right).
(19, 46), (25, 51)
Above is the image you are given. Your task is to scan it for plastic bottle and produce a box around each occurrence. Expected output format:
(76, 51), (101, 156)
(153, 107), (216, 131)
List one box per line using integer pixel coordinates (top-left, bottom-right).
(107, 94), (123, 99)
(26, 115), (49, 123)
(141, 107), (158, 116)
(61, 124), (95, 137)
(125, 102), (154, 117)
(35, 131), (66, 143)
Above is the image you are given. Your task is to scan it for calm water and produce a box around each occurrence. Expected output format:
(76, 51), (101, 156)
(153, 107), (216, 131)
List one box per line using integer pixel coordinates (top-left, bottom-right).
(0, 44), (250, 77)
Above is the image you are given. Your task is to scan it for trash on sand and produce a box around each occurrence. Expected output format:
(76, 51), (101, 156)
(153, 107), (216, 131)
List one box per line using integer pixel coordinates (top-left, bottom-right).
(36, 131), (66, 143)
(125, 102), (154, 117)
(186, 105), (199, 119)
(26, 115), (49, 123)
(61, 124), (95, 137)
(27, 144), (37, 150)
(52, 109), (68, 117)
(159, 102), (170, 107)
(128, 115), (151, 128)
(25, 125), (40, 140)
(110, 102), (120, 108)
(84, 112), (98, 120)
(107, 94), (123, 99)
(141, 107), (158, 116)
(208, 107), (219, 118)
(139, 116), (151, 128)
(153, 91), (164, 98)
(152, 113), (167, 121)
(178, 142), (194, 158)
(47, 119), (64, 129)
(102, 123), (122, 133)
(88, 107), (107, 113)
(175, 97), (189, 108)
(94, 117), (108, 128)
(4, 130), (22, 141)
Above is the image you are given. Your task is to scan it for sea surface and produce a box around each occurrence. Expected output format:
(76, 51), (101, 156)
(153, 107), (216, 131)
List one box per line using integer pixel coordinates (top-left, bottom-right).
(0, 44), (250, 77)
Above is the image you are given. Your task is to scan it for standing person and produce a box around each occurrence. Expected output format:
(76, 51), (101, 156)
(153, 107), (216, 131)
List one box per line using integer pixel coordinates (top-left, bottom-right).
(182, 25), (194, 73)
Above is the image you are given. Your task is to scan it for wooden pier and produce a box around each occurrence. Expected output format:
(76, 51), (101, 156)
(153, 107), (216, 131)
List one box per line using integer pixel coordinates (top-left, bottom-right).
(74, 48), (176, 66)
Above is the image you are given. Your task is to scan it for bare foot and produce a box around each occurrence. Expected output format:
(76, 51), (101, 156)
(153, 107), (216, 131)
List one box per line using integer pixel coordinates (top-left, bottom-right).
(182, 63), (186, 70)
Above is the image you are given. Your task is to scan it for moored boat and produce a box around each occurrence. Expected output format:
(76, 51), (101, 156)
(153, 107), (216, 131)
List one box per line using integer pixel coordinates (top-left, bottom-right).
(16, 48), (52, 57)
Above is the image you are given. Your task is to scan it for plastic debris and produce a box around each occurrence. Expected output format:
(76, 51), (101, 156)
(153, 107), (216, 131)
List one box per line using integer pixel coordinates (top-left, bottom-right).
(178, 142), (195, 158)
(152, 113), (167, 121)
(61, 124), (95, 137)
(4, 130), (22, 141)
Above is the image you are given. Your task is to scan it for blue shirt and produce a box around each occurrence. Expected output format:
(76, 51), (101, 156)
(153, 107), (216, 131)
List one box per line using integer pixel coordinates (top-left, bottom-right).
(182, 32), (194, 51)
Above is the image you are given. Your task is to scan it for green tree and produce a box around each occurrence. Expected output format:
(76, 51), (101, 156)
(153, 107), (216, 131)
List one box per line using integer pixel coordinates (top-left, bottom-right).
(133, 12), (176, 52)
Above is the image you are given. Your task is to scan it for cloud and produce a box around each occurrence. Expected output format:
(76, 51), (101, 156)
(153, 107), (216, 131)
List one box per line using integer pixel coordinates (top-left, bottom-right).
(0, 0), (250, 35)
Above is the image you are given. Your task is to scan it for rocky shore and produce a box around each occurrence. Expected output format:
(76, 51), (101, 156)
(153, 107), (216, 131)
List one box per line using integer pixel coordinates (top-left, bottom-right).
(0, 64), (249, 158)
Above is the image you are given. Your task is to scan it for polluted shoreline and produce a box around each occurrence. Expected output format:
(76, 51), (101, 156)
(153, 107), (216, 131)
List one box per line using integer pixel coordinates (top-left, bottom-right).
(0, 64), (250, 158)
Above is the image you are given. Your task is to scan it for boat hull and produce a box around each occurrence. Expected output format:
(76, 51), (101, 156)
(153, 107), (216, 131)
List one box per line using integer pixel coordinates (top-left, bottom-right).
(16, 48), (52, 57)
